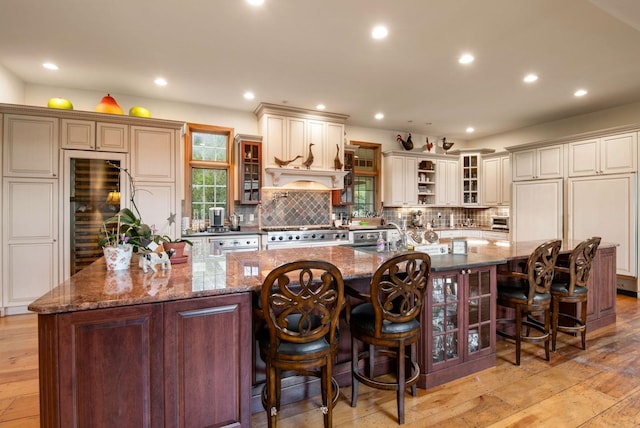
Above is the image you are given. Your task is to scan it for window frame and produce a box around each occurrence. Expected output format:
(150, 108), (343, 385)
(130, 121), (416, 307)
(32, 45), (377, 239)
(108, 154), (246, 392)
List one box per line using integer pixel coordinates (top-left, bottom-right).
(350, 141), (381, 214)
(183, 123), (235, 220)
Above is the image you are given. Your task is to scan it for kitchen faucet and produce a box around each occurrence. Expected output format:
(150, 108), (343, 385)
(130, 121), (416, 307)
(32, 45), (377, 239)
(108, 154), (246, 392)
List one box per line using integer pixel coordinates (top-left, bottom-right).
(386, 221), (421, 249)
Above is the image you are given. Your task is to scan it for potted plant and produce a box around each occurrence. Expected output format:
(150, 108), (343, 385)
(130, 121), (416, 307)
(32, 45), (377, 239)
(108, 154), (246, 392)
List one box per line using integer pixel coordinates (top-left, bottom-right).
(158, 235), (193, 259)
(98, 208), (156, 270)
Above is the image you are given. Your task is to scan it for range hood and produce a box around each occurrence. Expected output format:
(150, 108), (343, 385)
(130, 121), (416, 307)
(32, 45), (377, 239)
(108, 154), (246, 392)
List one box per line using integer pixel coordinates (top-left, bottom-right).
(265, 167), (348, 189)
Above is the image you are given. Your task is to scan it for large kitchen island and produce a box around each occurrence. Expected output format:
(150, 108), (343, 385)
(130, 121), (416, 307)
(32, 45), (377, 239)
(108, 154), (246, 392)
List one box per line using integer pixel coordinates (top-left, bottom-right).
(28, 240), (616, 427)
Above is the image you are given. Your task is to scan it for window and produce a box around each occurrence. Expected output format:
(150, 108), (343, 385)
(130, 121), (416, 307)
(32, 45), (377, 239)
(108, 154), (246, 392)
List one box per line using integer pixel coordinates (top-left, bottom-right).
(184, 123), (234, 225)
(351, 142), (381, 216)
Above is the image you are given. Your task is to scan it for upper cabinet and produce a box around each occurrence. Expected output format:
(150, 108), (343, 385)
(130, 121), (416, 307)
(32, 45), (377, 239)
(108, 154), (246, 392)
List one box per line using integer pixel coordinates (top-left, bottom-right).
(235, 134), (262, 204)
(130, 125), (176, 182)
(255, 103), (349, 187)
(511, 144), (563, 181)
(568, 132), (637, 177)
(383, 153), (419, 206)
(481, 153), (510, 206)
(3, 114), (59, 178)
(435, 158), (459, 206)
(61, 119), (129, 152)
(461, 154), (480, 205)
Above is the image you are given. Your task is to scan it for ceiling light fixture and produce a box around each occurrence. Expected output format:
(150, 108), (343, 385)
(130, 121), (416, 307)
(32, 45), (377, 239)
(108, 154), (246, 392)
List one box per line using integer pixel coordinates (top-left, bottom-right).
(154, 77), (168, 87)
(523, 73), (538, 83)
(316, 104), (326, 110)
(574, 89), (588, 97)
(42, 62), (58, 71)
(374, 113), (384, 120)
(458, 53), (474, 65)
(247, 0), (265, 5)
(371, 25), (388, 40)
(243, 91), (255, 100)
(466, 127), (475, 133)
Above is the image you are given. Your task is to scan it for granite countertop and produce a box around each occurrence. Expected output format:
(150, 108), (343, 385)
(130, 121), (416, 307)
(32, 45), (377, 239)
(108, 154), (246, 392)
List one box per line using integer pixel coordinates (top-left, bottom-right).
(28, 239), (615, 315)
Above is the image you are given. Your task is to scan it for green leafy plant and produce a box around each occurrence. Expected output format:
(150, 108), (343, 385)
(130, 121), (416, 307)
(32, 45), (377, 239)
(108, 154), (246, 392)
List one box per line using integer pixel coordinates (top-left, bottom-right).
(98, 208), (156, 253)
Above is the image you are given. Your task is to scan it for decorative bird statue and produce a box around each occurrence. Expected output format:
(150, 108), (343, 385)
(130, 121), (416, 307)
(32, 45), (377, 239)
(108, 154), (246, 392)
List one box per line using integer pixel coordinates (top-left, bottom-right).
(274, 155), (302, 167)
(423, 137), (433, 152)
(302, 143), (315, 169)
(334, 144), (343, 170)
(397, 133), (414, 150)
(442, 137), (454, 153)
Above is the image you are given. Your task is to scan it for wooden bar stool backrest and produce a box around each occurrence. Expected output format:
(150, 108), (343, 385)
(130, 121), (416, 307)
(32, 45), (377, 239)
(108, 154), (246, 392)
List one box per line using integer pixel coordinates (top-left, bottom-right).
(564, 237), (601, 295)
(369, 253), (431, 336)
(525, 239), (562, 303)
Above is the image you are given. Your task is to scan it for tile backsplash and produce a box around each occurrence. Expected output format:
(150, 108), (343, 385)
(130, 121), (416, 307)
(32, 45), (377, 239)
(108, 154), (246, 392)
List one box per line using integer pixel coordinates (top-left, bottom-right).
(261, 189), (332, 227)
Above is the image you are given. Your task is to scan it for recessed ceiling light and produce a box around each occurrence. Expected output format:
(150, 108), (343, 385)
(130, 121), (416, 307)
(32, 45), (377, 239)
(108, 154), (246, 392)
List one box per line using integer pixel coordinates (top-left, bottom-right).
(523, 73), (538, 83)
(316, 104), (326, 110)
(574, 89), (588, 97)
(247, 0), (264, 5)
(374, 113), (384, 120)
(466, 127), (475, 133)
(458, 53), (474, 65)
(42, 62), (58, 71)
(371, 25), (388, 40)
(244, 91), (255, 100)
(154, 77), (168, 87)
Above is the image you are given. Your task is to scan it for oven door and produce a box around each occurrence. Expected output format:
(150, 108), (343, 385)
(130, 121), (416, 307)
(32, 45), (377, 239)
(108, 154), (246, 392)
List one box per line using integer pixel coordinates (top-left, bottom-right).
(209, 236), (260, 255)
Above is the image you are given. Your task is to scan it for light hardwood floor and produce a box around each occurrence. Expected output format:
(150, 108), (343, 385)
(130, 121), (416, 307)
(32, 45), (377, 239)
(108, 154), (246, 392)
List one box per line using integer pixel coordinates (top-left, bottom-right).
(2, 295), (640, 427)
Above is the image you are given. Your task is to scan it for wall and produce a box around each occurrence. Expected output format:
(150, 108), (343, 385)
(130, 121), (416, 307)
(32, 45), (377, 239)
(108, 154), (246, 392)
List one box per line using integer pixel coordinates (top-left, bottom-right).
(23, 84), (257, 135)
(470, 101), (640, 151)
(0, 64), (25, 104)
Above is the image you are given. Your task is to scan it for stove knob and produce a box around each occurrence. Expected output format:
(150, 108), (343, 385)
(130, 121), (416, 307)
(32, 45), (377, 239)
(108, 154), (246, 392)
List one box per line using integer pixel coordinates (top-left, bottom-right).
(319, 234), (325, 239)
(295, 236), (300, 240)
(246, 240), (251, 245)
(311, 234), (316, 239)
(278, 236), (283, 241)
(288, 236), (293, 240)
(270, 236), (276, 241)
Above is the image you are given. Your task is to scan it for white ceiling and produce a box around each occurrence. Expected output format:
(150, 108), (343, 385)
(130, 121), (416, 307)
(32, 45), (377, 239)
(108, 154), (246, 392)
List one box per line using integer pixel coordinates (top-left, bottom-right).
(2, 0), (640, 140)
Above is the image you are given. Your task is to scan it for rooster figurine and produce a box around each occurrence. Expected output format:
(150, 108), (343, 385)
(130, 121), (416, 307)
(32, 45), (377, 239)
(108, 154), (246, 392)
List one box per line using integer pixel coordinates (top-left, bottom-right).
(302, 143), (315, 169)
(274, 155), (302, 167)
(424, 137), (433, 152)
(334, 144), (343, 170)
(396, 133), (414, 150)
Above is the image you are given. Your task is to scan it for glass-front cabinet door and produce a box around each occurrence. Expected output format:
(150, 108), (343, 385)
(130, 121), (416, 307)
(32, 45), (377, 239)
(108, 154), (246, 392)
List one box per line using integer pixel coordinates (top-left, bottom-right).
(465, 266), (495, 359)
(238, 138), (261, 204)
(429, 272), (462, 370)
(462, 154), (479, 205)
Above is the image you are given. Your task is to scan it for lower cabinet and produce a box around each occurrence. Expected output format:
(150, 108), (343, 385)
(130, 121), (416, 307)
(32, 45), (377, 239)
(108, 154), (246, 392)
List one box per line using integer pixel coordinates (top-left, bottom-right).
(419, 265), (496, 389)
(38, 293), (252, 427)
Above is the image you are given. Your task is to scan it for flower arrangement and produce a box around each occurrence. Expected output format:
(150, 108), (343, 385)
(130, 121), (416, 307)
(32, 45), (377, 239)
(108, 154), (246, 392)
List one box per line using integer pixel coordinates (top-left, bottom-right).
(98, 207), (156, 253)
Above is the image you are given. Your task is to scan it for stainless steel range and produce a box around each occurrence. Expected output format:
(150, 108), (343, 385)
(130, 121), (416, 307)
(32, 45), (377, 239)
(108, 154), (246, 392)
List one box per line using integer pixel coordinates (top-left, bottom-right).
(265, 227), (350, 249)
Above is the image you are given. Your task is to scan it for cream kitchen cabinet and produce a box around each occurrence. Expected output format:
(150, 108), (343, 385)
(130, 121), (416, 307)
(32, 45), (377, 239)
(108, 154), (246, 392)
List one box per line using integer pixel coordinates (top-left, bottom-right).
(383, 153), (418, 206)
(511, 144), (563, 181)
(435, 158), (459, 206)
(61, 119), (129, 152)
(256, 103), (349, 182)
(134, 181), (177, 238)
(2, 177), (59, 314)
(3, 114), (58, 178)
(130, 125), (177, 182)
(461, 154), (480, 205)
(567, 132), (637, 177)
(481, 153), (510, 206)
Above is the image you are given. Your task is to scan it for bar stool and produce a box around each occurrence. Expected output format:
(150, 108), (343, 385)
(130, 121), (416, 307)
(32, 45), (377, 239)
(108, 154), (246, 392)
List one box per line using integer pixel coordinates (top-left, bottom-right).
(551, 237), (601, 351)
(496, 239), (561, 365)
(348, 252), (431, 425)
(257, 260), (344, 428)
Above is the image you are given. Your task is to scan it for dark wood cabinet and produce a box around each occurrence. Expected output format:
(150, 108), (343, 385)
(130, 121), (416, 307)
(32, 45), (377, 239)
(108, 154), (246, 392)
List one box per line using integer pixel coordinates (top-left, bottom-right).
(585, 245), (616, 330)
(332, 149), (354, 206)
(236, 135), (262, 204)
(420, 265), (496, 389)
(38, 293), (252, 427)
(164, 294), (252, 427)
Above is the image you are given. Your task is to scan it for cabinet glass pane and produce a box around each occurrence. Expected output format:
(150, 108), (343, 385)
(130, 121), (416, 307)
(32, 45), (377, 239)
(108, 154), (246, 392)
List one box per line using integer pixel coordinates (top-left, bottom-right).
(479, 324), (491, 348)
(480, 296), (491, 322)
(445, 332), (458, 358)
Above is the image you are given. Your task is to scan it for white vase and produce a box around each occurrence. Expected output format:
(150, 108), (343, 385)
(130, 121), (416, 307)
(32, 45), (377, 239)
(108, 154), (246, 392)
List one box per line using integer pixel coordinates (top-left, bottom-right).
(103, 244), (133, 270)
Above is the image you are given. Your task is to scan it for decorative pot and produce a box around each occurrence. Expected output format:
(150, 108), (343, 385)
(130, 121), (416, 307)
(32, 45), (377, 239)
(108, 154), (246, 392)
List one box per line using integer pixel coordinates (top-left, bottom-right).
(162, 242), (187, 258)
(103, 244), (133, 270)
